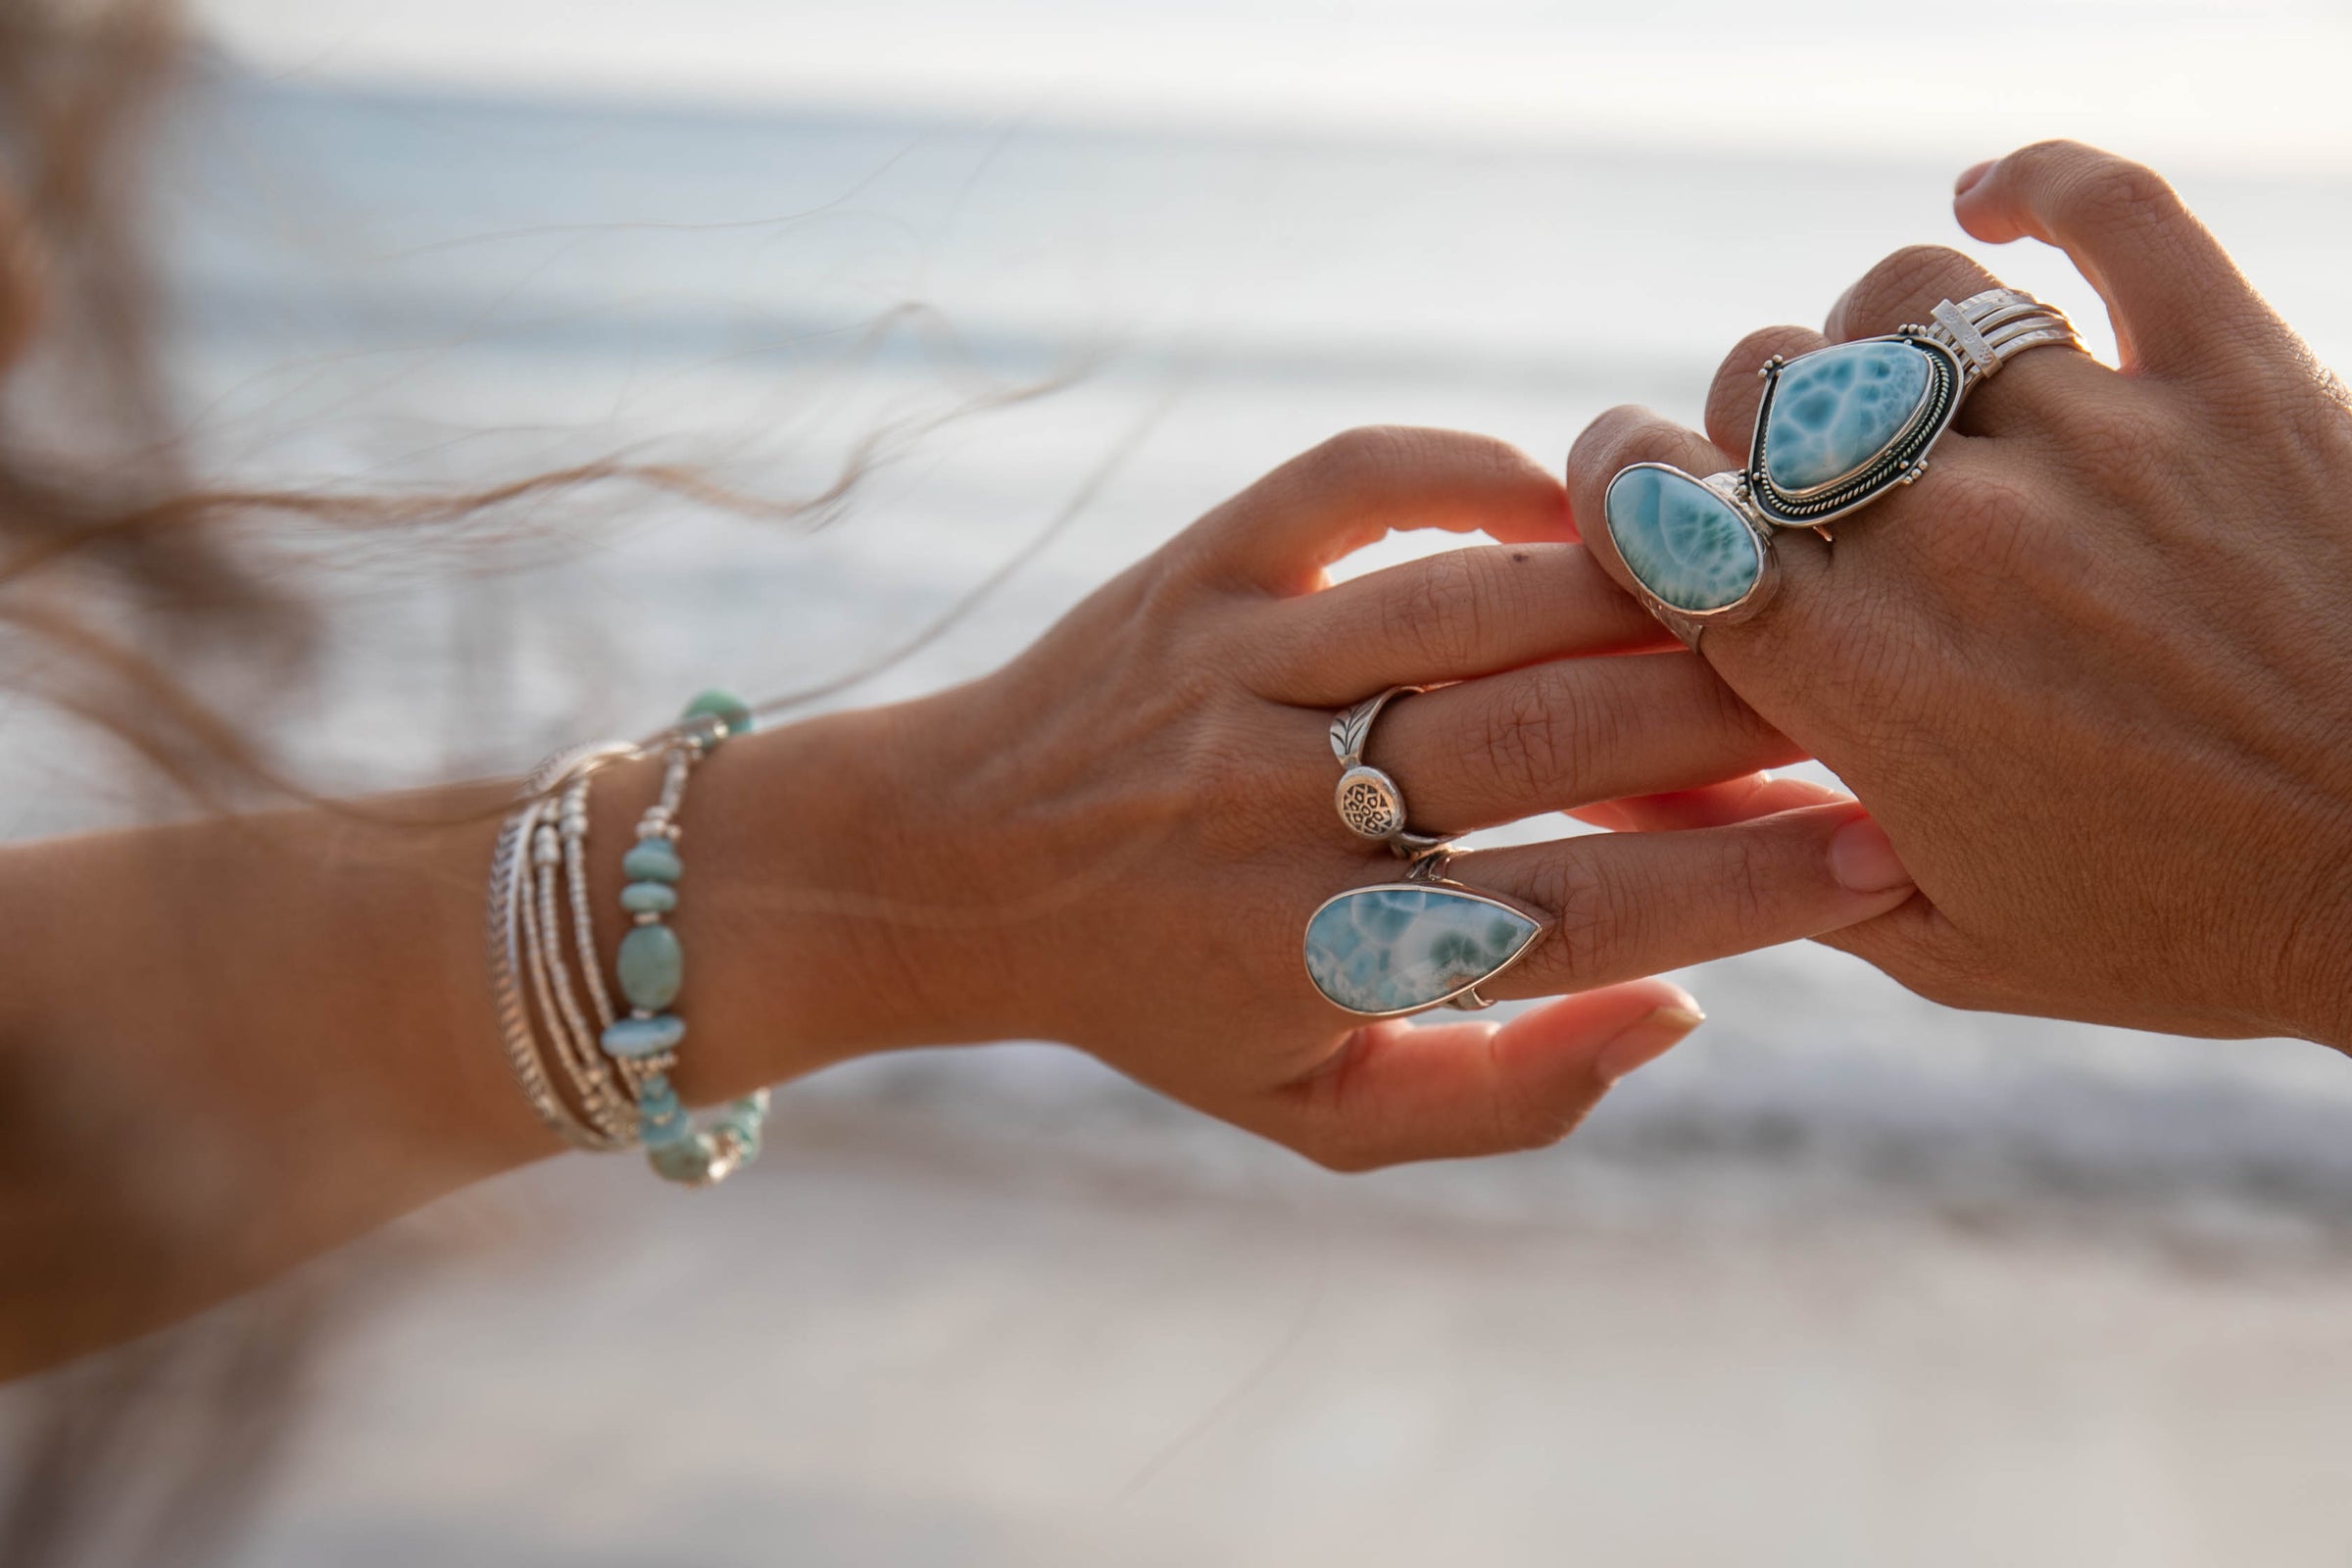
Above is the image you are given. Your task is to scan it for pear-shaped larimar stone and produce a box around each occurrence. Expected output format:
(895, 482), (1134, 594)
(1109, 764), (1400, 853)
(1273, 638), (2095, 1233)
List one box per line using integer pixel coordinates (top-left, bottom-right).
(1304, 885), (1542, 1015)
(1604, 466), (1762, 613)
(1761, 340), (1932, 492)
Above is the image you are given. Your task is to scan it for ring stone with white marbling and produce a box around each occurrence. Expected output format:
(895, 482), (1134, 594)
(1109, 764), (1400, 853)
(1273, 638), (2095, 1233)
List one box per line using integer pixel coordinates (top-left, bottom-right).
(1303, 883), (1544, 1017)
(1757, 340), (1934, 493)
(1603, 463), (1768, 617)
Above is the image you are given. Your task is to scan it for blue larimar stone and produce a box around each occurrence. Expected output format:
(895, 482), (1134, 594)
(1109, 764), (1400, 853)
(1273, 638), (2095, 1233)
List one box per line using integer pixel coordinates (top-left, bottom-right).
(1603, 466), (1762, 613)
(1303, 885), (1542, 1015)
(617, 923), (683, 1009)
(1761, 340), (1932, 492)
(619, 880), (678, 914)
(622, 837), (682, 883)
(600, 1012), (686, 1057)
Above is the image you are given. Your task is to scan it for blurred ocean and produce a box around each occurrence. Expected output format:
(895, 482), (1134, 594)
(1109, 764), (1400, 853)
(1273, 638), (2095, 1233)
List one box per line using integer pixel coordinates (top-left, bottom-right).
(18, 32), (2352, 1566)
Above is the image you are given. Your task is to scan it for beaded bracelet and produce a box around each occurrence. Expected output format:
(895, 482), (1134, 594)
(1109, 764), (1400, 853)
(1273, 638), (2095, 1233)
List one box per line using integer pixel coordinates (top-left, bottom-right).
(489, 690), (771, 1186)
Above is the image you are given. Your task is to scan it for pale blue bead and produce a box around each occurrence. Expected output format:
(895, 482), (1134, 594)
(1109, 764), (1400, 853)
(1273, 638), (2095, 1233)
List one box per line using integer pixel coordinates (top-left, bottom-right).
(1303, 885), (1541, 1015)
(650, 1137), (716, 1182)
(600, 1013), (685, 1057)
(617, 924), (683, 1009)
(1760, 340), (1933, 492)
(620, 880), (678, 914)
(1604, 466), (1762, 613)
(642, 1105), (699, 1149)
(621, 838), (682, 883)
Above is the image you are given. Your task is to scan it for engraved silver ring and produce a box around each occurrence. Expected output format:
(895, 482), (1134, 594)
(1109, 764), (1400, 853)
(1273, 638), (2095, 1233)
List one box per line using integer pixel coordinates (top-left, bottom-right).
(1328, 685), (1451, 858)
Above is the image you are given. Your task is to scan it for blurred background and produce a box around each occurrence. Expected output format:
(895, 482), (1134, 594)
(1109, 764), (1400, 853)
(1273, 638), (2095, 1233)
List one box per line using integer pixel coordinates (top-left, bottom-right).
(11, 1), (2352, 1563)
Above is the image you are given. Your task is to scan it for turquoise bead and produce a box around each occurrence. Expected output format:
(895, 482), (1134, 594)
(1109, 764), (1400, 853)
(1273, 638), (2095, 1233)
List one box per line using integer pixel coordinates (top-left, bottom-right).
(1760, 340), (1933, 493)
(620, 880), (677, 914)
(642, 1103), (698, 1149)
(1603, 465), (1764, 614)
(1303, 885), (1542, 1015)
(600, 1013), (685, 1058)
(617, 923), (683, 1009)
(650, 1137), (716, 1182)
(682, 688), (754, 741)
(622, 837), (682, 883)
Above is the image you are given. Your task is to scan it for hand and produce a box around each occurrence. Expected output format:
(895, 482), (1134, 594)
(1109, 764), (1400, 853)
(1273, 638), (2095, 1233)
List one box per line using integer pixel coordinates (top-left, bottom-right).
(1571, 141), (2352, 1046)
(789, 427), (1917, 1170)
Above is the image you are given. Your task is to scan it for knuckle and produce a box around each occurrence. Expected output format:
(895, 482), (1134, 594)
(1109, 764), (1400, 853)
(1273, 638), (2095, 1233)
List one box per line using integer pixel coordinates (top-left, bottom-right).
(1849, 244), (1980, 327)
(2057, 395), (2178, 482)
(1568, 404), (1662, 483)
(1525, 858), (1620, 985)
(1293, 424), (1413, 492)
(1478, 669), (1599, 804)
(1384, 548), (1490, 672)
(2061, 153), (2182, 233)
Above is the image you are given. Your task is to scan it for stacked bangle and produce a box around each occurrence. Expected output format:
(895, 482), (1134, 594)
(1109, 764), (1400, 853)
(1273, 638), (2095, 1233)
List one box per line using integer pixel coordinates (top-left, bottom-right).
(487, 690), (770, 1186)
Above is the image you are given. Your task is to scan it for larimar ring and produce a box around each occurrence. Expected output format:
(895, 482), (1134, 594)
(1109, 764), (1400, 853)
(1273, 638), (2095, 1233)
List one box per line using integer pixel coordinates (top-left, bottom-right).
(1606, 287), (2083, 647)
(1329, 685), (1450, 858)
(1302, 849), (1549, 1017)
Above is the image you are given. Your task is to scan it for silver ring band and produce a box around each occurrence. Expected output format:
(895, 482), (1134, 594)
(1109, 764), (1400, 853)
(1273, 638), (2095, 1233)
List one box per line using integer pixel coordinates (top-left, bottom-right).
(1328, 685), (1449, 858)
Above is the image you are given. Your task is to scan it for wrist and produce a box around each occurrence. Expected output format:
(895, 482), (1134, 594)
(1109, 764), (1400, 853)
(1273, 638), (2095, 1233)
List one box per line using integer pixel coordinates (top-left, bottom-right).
(590, 695), (1000, 1103)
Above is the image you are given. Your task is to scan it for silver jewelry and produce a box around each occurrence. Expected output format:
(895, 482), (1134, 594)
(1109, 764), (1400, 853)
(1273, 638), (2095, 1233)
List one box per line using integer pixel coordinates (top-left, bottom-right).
(486, 691), (772, 1185)
(1607, 288), (2082, 645)
(1328, 685), (1450, 858)
(1301, 844), (1549, 1018)
(487, 739), (640, 1151)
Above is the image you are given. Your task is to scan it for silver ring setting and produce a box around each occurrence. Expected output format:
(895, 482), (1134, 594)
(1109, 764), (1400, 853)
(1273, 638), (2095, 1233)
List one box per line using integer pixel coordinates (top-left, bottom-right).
(1328, 685), (1449, 858)
(1606, 287), (2082, 646)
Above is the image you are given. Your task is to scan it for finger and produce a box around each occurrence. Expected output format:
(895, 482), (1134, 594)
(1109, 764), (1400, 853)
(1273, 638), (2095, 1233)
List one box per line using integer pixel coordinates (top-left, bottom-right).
(1823, 243), (2111, 438)
(1569, 771), (1852, 832)
(1250, 541), (1671, 704)
(1268, 978), (1703, 1171)
(1187, 426), (1573, 596)
(1369, 650), (1802, 832)
(1457, 802), (1916, 1001)
(1567, 404), (1835, 668)
(1702, 324), (1830, 456)
(1953, 140), (2277, 379)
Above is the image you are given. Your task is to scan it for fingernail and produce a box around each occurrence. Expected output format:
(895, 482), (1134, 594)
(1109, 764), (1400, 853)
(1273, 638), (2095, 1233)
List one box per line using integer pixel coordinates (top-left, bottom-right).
(1829, 813), (1912, 894)
(1595, 1004), (1704, 1083)
(1954, 159), (1993, 196)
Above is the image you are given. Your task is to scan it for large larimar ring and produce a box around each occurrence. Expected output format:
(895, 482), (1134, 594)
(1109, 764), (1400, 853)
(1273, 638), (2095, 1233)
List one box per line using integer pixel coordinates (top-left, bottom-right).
(1329, 686), (1450, 858)
(1606, 288), (2082, 645)
(1302, 850), (1549, 1017)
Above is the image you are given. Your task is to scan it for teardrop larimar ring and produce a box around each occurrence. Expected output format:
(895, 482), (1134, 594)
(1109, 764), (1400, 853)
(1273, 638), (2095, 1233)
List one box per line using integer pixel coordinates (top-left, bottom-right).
(1329, 685), (1451, 858)
(1606, 288), (2083, 648)
(1302, 850), (1550, 1017)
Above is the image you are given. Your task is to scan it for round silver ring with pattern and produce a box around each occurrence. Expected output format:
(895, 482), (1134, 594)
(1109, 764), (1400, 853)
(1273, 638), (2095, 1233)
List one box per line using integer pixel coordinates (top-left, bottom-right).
(1328, 685), (1451, 858)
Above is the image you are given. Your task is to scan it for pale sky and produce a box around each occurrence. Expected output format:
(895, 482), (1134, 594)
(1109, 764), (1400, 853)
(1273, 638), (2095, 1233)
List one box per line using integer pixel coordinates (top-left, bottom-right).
(193, 0), (2352, 172)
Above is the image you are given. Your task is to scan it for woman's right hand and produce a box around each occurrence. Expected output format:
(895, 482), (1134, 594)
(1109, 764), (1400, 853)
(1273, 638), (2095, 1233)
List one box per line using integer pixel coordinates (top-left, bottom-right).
(735, 427), (1917, 1171)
